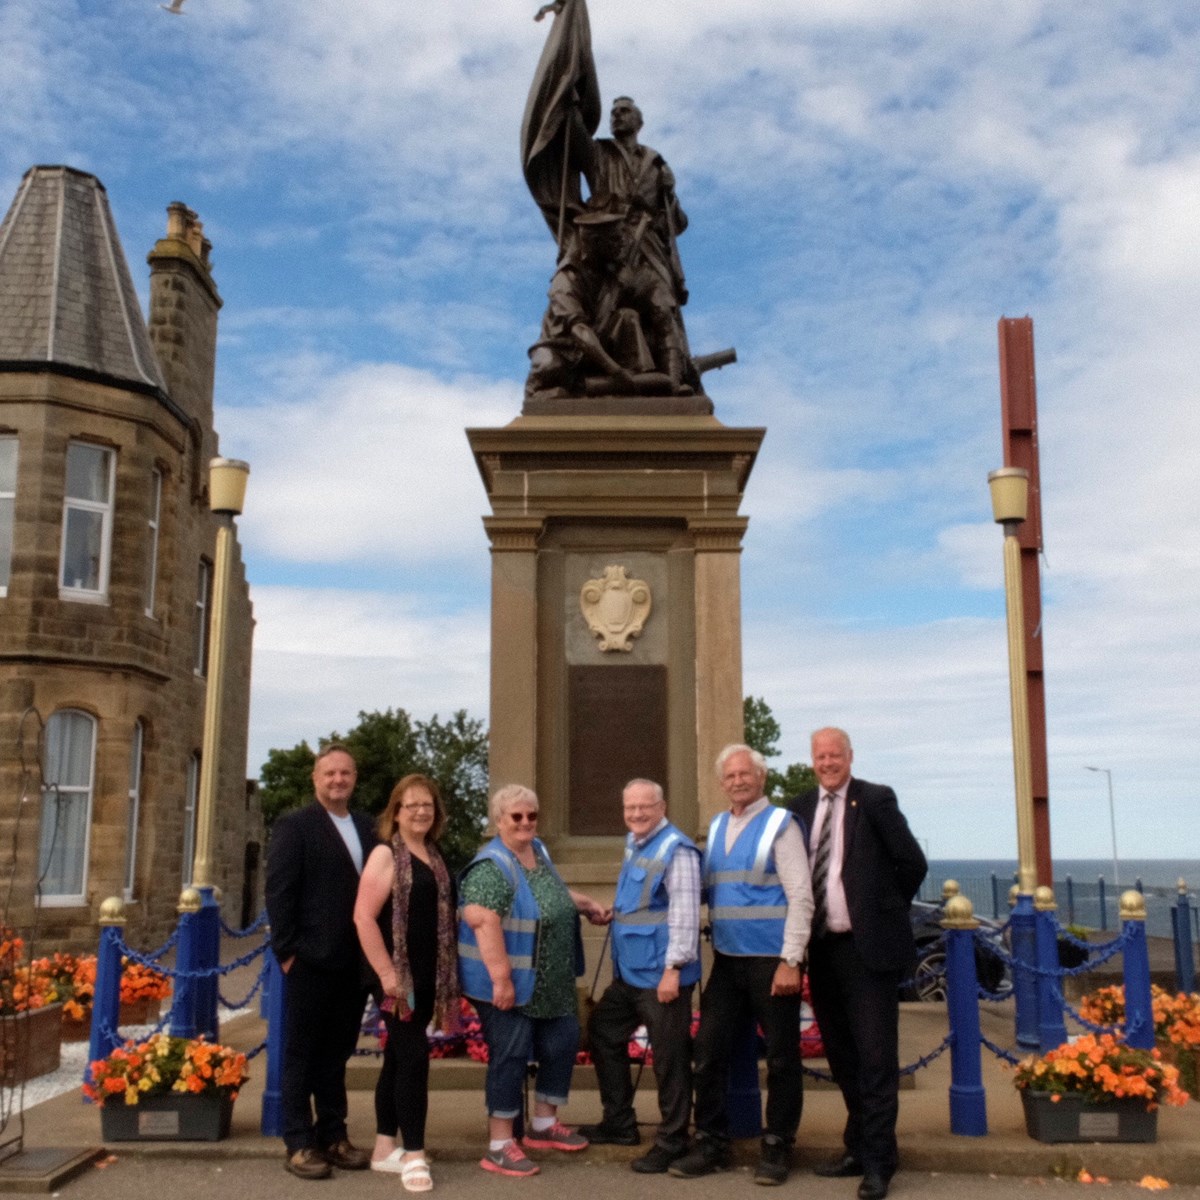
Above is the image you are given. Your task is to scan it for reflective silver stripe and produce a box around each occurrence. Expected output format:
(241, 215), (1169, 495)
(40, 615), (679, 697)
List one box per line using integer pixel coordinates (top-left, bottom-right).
(708, 905), (788, 921)
(708, 869), (781, 886)
(704, 812), (730, 884)
(752, 807), (790, 878)
(458, 943), (535, 970)
(614, 910), (668, 926)
(500, 917), (539, 934)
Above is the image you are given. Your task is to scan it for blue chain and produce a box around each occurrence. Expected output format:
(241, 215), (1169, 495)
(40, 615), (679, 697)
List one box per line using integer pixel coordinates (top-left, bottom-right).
(975, 924), (1131, 978)
(218, 958), (268, 1011)
(900, 1033), (952, 1077)
(221, 910), (269, 939)
(244, 1038), (268, 1061)
(112, 929), (270, 980)
(980, 1034), (1022, 1066)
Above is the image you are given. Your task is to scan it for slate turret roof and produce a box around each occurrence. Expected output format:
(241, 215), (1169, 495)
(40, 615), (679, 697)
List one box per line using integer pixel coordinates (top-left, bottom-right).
(0, 164), (168, 394)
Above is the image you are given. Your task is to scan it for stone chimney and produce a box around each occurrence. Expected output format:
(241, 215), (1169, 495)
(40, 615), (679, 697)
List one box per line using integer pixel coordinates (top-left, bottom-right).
(147, 202), (222, 457)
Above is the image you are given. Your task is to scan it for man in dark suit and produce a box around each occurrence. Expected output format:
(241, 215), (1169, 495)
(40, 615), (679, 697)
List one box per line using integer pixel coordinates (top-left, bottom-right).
(266, 744), (377, 1180)
(789, 728), (927, 1200)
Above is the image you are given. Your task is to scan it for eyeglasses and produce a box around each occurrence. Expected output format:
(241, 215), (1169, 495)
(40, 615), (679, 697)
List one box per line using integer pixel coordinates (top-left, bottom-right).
(507, 812), (539, 824)
(401, 803), (435, 813)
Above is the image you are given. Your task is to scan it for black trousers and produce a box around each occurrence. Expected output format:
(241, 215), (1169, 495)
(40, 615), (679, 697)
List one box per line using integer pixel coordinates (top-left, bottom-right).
(281, 960), (367, 1154)
(807, 932), (902, 1177)
(375, 995), (434, 1150)
(587, 976), (695, 1151)
(692, 953), (803, 1144)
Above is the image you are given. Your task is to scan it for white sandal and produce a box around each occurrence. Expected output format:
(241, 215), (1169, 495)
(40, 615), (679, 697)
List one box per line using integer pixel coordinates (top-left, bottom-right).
(400, 1158), (433, 1193)
(370, 1148), (407, 1174)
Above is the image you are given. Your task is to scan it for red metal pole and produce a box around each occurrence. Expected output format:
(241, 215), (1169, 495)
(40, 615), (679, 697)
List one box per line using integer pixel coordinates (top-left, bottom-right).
(998, 317), (1053, 887)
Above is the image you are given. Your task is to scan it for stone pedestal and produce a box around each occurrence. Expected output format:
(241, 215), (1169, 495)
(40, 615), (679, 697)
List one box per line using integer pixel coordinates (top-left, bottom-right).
(466, 412), (763, 864)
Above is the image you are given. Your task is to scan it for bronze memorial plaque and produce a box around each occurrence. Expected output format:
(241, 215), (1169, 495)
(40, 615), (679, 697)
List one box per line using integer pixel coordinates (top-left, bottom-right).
(568, 665), (668, 835)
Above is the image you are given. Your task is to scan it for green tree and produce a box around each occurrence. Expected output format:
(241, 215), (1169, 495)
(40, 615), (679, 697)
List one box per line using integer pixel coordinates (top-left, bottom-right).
(259, 708), (489, 872)
(742, 695), (816, 803)
(258, 740), (317, 826)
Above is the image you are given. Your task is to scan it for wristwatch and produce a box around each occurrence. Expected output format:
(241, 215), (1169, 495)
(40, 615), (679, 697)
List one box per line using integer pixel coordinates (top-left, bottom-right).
(781, 956), (802, 969)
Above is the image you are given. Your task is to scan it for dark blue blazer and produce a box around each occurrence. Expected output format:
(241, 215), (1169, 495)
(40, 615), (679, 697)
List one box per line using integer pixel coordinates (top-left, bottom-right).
(265, 800), (378, 974)
(789, 778), (927, 972)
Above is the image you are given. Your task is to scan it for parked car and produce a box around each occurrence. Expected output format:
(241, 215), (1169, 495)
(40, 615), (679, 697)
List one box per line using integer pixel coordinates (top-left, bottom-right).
(901, 900), (1010, 1002)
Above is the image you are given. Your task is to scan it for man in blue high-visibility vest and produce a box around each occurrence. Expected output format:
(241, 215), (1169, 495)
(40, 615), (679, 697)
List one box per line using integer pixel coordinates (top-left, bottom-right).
(670, 745), (813, 1187)
(579, 779), (702, 1174)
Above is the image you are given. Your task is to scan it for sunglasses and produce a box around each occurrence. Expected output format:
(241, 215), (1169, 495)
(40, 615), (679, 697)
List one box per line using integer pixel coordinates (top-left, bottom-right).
(507, 812), (539, 824)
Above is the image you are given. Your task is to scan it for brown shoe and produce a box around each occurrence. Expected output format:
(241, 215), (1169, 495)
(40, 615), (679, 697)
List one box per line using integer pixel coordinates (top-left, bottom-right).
(323, 1139), (371, 1171)
(285, 1149), (332, 1180)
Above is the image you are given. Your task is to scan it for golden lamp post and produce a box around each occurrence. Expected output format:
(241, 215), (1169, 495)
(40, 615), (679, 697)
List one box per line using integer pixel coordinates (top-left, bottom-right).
(191, 457), (249, 890)
(989, 465), (1040, 1047)
(988, 466), (1036, 896)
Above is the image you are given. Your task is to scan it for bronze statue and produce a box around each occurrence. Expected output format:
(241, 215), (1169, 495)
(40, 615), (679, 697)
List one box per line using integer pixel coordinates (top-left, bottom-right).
(521, 0), (731, 402)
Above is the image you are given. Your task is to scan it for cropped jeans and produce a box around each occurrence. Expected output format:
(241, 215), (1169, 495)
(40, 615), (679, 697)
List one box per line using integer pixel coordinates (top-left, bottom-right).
(474, 1002), (579, 1119)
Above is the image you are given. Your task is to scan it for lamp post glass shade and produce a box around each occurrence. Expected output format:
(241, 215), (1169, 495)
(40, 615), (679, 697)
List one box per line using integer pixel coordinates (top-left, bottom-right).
(988, 467), (1029, 524)
(208, 458), (249, 515)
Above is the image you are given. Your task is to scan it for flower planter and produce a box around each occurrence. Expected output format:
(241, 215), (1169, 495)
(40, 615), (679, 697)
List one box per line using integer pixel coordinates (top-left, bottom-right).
(119, 997), (161, 1025)
(0, 1004), (63, 1083)
(100, 1093), (234, 1142)
(1020, 1090), (1158, 1143)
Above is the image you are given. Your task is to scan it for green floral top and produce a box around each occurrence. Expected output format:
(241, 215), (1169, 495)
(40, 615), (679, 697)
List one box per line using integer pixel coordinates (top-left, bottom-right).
(459, 855), (578, 1019)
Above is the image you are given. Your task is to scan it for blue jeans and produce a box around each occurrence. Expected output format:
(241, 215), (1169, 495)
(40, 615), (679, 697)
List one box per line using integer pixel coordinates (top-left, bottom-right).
(475, 1003), (579, 1118)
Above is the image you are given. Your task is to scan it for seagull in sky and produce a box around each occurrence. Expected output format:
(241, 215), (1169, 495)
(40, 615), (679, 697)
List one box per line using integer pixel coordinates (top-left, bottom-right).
(160, 0), (186, 13)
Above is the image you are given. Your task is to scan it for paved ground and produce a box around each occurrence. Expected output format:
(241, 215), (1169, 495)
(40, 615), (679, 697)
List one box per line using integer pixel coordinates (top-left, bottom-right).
(46, 1157), (1200, 1200)
(4, 995), (1199, 1194)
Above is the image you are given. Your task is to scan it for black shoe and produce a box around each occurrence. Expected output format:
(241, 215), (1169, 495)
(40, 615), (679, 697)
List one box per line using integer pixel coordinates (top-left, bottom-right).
(754, 1135), (791, 1186)
(858, 1172), (890, 1200)
(285, 1149), (332, 1181)
(668, 1138), (731, 1178)
(815, 1153), (865, 1178)
(632, 1145), (686, 1174)
(577, 1123), (641, 1146)
(322, 1139), (371, 1170)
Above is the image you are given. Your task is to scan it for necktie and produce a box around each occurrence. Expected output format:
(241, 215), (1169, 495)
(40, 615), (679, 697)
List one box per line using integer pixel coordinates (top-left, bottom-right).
(810, 794), (835, 936)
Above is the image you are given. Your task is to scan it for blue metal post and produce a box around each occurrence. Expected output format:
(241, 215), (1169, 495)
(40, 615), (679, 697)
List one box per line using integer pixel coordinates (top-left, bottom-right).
(1171, 881), (1196, 994)
(1033, 891), (1067, 1052)
(725, 1017), (763, 1138)
(1098, 878), (1108, 932)
(193, 885), (221, 1038)
(944, 904), (987, 1135)
(1011, 890), (1039, 1049)
(170, 892), (200, 1038)
(86, 898), (128, 1090)
(261, 948), (286, 1137)
(1120, 892), (1154, 1050)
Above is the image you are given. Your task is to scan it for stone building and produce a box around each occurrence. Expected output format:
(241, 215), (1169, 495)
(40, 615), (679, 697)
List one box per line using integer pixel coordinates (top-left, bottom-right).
(0, 165), (259, 950)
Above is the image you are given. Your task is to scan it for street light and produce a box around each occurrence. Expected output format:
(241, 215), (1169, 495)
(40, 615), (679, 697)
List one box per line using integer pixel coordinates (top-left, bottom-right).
(1084, 765), (1120, 891)
(192, 457), (250, 889)
(990, 466), (1041, 1049)
(988, 466), (1036, 896)
(179, 457), (248, 1041)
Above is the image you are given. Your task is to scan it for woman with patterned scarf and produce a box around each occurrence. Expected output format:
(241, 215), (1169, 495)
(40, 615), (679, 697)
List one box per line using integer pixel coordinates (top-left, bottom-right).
(354, 773), (460, 1191)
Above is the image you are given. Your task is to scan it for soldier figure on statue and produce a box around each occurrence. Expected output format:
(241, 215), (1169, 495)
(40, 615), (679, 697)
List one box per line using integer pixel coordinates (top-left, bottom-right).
(522, 0), (721, 402)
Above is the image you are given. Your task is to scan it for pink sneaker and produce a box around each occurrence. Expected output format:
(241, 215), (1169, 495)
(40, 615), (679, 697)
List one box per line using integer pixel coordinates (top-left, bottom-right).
(522, 1121), (589, 1151)
(481, 1141), (540, 1177)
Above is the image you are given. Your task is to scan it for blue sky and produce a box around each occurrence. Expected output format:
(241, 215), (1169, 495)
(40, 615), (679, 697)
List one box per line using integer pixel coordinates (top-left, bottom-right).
(6, 0), (1198, 860)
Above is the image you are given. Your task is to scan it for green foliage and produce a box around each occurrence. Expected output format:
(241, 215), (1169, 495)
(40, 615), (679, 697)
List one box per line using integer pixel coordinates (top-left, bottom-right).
(259, 708), (489, 872)
(742, 695), (817, 803)
(258, 740), (317, 826)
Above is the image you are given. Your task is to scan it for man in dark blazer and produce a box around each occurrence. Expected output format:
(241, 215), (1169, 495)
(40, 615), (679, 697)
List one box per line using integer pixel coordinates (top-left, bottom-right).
(266, 743), (378, 1180)
(789, 728), (926, 1200)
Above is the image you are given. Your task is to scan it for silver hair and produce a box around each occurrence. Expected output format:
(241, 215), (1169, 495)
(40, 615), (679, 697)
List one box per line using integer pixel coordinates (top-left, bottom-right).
(623, 778), (664, 805)
(490, 783), (539, 826)
(810, 727), (853, 754)
(715, 743), (767, 776)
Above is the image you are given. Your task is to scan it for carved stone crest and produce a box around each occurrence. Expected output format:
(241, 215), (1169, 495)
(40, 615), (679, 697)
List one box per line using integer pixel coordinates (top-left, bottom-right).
(580, 566), (651, 652)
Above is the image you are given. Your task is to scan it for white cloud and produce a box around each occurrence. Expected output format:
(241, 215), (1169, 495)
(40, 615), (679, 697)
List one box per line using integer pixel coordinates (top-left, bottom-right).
(219, 363), (517, 567)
